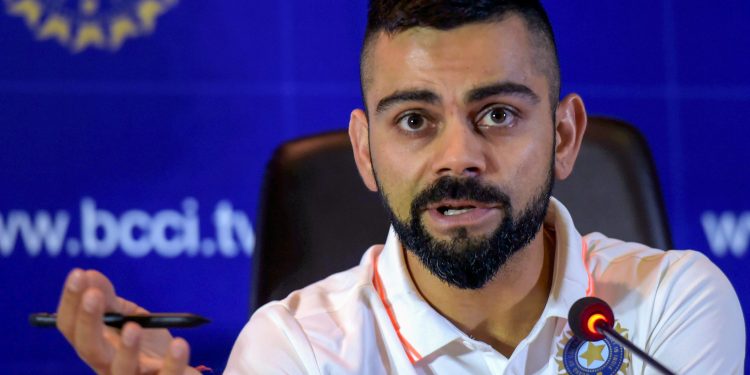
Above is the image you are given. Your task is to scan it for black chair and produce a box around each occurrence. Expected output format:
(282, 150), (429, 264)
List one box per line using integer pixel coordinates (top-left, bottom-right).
(250, 116), (672, 312)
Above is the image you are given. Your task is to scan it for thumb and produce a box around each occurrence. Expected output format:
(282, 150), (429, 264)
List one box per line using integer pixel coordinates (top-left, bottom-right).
(158, 338), (197, 375)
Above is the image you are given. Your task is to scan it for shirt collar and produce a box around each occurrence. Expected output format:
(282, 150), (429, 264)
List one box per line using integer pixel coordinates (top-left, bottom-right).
(373, 197), (590, 362)
(375, 227), (462, 363)
(543, 197), (590, 318)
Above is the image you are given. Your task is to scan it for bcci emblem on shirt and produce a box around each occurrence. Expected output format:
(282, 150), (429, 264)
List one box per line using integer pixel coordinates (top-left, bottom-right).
(4, 0), (177, 52)
(555, 322), (631, 374)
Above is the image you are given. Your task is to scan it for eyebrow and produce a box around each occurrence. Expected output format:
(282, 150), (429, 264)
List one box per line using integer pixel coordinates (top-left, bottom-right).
(373, 81), (541, 115)
(375, 90), (440, 114)
(466, 82), (541, 104)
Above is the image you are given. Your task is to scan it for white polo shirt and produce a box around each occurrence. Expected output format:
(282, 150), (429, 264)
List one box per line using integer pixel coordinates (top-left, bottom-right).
(225, 198), (745, 374)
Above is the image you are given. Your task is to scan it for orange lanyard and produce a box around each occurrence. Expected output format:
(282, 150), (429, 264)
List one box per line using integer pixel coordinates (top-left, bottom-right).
(372, 239), (591, 364)
(372, 252), (423, 364)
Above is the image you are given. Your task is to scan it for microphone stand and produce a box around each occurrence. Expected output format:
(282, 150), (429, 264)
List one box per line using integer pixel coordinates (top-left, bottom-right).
(595, 322), (676, 375)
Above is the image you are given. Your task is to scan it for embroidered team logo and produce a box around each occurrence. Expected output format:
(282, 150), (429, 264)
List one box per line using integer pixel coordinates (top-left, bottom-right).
(555, 322), (631, 374)
(4, 0), (177, 52)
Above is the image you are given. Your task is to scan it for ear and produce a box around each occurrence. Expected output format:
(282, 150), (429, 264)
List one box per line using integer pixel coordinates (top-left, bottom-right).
(553, 93), (587, 180)
(349, 109), (378, 192)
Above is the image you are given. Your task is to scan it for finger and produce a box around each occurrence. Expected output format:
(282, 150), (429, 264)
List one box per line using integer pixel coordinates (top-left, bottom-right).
(74, 288), (116, 372)
(58, 269), (122, 340)
(56, 268), (88, 342)
(159, 338), (190, 375)
(111, 322), (142, 375)
(117, 296), (149, 315)
(83, 270), (121, 313)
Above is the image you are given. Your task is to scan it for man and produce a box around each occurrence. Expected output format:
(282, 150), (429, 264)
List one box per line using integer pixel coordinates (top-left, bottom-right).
(55, 1), (745, 374)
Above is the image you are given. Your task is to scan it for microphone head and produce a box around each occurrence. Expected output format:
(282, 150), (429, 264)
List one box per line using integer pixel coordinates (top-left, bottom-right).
(568, 296), (615, 341)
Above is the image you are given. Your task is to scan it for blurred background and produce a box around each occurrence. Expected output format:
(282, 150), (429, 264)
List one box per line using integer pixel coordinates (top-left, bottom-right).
(1, 1), (748, 373)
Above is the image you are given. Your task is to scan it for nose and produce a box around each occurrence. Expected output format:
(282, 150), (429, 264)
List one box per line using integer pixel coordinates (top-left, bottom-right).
(432, 120), (487, 178)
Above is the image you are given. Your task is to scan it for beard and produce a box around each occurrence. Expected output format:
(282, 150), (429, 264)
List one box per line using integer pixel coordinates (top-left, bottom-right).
(377, 166), (554, 290)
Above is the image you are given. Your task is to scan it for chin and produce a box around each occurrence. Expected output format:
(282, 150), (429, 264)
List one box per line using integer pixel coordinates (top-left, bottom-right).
(430, 224), (497, 242)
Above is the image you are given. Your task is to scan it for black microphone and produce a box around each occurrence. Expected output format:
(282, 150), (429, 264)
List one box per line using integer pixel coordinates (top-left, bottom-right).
(568, 297), (676, 375)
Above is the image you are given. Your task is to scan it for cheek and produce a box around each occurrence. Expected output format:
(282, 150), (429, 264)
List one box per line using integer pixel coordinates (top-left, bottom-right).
(488, 134), (553, 205)
(517, 145), (554, 200)
(371, 146), (424, 218)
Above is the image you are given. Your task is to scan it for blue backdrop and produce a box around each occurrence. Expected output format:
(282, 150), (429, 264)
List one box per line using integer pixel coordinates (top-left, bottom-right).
(1, 1), (748, 373)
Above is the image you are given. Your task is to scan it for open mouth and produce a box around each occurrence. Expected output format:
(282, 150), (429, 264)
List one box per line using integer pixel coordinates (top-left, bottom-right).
(428, 199), (499, 216)
(423, 200), (502, 232)
(437, 205), (477, 216)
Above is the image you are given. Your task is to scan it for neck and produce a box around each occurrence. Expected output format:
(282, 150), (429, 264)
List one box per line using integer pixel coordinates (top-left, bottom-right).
(405, 226), (555, 357)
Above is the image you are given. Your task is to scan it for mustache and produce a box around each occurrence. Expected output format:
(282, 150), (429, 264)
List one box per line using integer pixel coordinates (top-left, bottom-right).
(410, 176), (511, 212)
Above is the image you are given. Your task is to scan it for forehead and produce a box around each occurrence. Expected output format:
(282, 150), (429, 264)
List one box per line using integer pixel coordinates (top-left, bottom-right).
(364, 16), (549, 108)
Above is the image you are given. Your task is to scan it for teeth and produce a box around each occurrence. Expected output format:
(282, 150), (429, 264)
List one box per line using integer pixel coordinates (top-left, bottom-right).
(443, 208), (473, 216)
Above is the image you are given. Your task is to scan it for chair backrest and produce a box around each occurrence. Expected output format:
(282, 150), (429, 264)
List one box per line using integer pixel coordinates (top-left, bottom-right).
(250, 116), (672, 312)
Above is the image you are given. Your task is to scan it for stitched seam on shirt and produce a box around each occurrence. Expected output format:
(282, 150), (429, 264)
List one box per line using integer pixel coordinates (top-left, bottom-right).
(285, 281), (375, 320)
(588, 239), (680, 266)
(269, 303), (323, 374)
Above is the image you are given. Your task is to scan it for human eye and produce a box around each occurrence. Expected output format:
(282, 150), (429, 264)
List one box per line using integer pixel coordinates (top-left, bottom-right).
(475, 105), (519, 129)
(395, 112), (432, 134)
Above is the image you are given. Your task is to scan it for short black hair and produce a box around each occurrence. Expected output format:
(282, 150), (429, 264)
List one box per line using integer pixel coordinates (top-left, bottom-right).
(360, 0), (560, 110)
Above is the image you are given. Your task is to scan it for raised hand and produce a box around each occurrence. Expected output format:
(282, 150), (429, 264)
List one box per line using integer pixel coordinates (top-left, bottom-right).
(56, 268), (200, 375)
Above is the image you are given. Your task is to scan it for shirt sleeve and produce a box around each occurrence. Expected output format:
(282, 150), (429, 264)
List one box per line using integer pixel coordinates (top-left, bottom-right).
(224, 303), (321, 375)
(646, 250), (745, 374)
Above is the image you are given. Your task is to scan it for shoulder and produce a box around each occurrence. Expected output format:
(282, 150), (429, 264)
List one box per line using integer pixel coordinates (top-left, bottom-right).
(225, 245), (384, 374)
(224, 301), (316, 374)
(583, 232), (730, 292)
(582, 233), (746, 373)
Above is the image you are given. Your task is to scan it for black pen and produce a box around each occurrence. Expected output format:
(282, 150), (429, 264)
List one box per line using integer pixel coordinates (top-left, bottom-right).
(29, 313), (210, 329)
